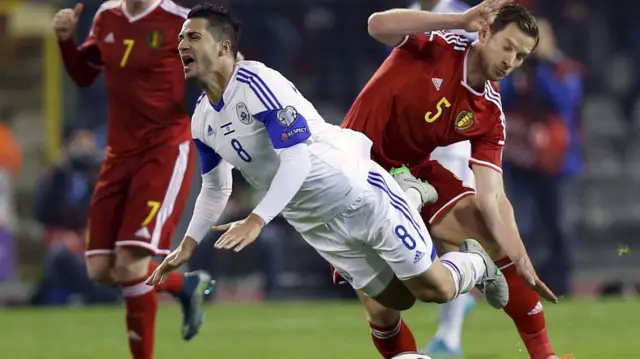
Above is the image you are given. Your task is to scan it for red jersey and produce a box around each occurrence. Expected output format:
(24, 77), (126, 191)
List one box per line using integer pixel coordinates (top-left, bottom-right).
(60, 0), (190, 155)
(342, 31), (506, 174)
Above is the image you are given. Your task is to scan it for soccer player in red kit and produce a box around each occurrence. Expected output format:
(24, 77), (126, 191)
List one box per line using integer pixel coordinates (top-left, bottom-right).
(52, 1), (212, 358)
(339, 1), (562, 359)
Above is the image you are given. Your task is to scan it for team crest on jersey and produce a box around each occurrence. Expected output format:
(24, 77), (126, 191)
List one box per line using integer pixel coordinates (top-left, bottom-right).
(454, 110), (474, 131)
(147, 30), (164, 50)
(235, 102), (252, 125)
(276, 106), (298, 127)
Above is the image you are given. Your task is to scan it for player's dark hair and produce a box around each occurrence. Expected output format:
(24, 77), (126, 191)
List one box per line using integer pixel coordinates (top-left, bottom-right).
(187, 3), (241, 56)
(490, 4), (539, 47)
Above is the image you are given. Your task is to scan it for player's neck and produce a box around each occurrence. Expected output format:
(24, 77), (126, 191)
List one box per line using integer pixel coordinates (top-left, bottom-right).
(201, 60), (236, 105)
(124, 0), (155, 16)
(465, 48), (489, 90)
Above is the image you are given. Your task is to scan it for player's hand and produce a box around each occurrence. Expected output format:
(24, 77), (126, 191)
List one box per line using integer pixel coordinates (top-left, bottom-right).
(459, 0), (513, 33)
(52, 3), (84, 41)
(513, 255), (559, 303)
(213, 213), (265, 252)
(146, 237), (197, 286)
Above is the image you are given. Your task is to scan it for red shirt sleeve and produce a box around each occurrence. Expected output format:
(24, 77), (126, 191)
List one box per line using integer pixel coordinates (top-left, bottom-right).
(58, 8), (103, 87)
(469, 108), (506, 174)
(395, 31), (471, 55)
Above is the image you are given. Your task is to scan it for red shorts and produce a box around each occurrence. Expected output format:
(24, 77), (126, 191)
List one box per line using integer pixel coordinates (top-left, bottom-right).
(411, 160), (475, 227)
(85, 140), (194, 257)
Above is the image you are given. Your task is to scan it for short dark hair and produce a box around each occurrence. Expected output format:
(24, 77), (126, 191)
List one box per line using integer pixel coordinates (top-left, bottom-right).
(187, 3), (241, 56)
(490, 4), (539, 46)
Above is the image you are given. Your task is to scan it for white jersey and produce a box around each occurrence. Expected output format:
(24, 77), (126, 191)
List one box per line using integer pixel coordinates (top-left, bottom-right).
(191, 61), (373, 232)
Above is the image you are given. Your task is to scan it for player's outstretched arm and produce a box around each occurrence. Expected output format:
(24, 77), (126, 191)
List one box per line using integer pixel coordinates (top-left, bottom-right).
(368, 0), (512, 47)
(368, 9), (465, 47)
(472, 165), (558, 303)
(213, 144), (312, 252)
(148, 160), (233, 285)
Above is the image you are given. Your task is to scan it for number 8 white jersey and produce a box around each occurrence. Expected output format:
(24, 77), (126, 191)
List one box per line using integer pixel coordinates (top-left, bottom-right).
(191, 61), (374, 232)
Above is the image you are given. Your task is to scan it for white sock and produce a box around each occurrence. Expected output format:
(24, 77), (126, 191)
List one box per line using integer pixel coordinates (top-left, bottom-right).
(405, 188), (422, 210)
(440, 252), (486, 296)
(434, 293), (473, 349)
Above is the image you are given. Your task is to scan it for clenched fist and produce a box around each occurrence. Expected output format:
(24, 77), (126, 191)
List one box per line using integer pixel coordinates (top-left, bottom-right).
(52, 3), (84, 41)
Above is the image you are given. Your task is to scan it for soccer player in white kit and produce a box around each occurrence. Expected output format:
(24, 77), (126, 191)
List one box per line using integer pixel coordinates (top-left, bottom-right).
(407, 1), (478, 357)
(148, 3), (509, 318)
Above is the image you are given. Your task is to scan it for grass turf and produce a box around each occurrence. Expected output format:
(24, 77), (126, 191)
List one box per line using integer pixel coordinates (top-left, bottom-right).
(0, 298), (637, 358)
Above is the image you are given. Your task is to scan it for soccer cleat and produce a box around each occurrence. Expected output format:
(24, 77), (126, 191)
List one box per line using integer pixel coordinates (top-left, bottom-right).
(175, 270), (215, 341)
(390, 165), (438, 208)
(460, 239), (509, 309)
(422, 338), (463, 357)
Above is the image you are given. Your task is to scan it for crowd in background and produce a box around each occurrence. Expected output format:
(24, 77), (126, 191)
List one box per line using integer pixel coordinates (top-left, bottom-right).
(2, 0), (640, 305)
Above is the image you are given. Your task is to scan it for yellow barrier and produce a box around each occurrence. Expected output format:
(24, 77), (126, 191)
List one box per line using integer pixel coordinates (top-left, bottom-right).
(1, 2), (61, 163)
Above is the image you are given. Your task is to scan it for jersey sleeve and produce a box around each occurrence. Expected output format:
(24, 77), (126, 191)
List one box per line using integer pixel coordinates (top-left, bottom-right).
(395, 31), (470, 56)
(193, 138), (222, 174)
(78, 7), (104, 65)
(236, 67), (311, 149)
(469, 106), (506, 174)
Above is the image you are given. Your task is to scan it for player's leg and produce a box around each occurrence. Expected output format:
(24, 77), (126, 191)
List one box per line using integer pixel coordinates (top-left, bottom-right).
(304, 219), (418, 359)
(356, 288), (417, 359)
(318, 167), (498, 359)
(115, 141), (209, 359)
(419, 146), (477, 357)
(417, 163), (556, 359)
(364, 167), (506, 309)
(84, 156), (128, 284)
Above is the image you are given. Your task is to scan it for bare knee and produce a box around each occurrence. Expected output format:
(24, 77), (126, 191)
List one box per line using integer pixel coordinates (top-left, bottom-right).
(411, 281), (456, 304)
(368, 277), (416, 311)
(403, 265), (457, 304)
(113, 246), (152, 283)
(357, 290), (403, 327)
(86, 255), (116, 284)
(431, 196), (505, 259)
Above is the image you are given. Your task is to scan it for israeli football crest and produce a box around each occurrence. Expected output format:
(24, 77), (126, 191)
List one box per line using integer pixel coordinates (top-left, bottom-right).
(276, 106), (298, 127)
(454, 110), (474, 131)
(147, 30), (164, 50)
(235, 102), (252, 125)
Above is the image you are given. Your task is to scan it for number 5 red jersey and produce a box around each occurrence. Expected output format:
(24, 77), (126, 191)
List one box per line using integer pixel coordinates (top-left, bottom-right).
(342, 31), (506, 174)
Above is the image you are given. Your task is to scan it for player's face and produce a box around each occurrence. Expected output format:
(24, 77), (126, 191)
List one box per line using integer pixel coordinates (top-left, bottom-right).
(479, 23), (537, 81)
(178, 19), (230, 80)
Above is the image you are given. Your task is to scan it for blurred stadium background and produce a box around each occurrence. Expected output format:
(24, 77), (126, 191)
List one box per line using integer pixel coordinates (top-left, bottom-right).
(0, 0), (638, 358)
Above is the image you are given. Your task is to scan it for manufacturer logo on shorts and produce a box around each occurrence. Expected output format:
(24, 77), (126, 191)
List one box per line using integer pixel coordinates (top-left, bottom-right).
(236, 102), (252, 125)
(335, 269), (353, 283)
(413, 250), (425, 264)
(454, 110), (474, 131)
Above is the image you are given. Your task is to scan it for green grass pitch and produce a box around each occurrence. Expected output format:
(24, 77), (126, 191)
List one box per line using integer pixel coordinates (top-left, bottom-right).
(0, 298), (637, 358)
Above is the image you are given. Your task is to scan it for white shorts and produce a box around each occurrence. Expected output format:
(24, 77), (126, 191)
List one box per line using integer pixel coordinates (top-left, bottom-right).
(430, 141), (475, 189)
(299, 162), (437, 296)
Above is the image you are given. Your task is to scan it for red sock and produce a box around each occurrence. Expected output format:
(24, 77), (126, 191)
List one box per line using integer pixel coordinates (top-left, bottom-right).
(123, 278), (158, 359)
(496, 257), (555, 359)
(369, 319), (417, 359)
(148, 261), (184, 294)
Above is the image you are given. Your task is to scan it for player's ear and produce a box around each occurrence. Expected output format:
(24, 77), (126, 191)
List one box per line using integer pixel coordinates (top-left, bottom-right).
(219, 40), (232, 57)
(478, 27), (490, 43)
